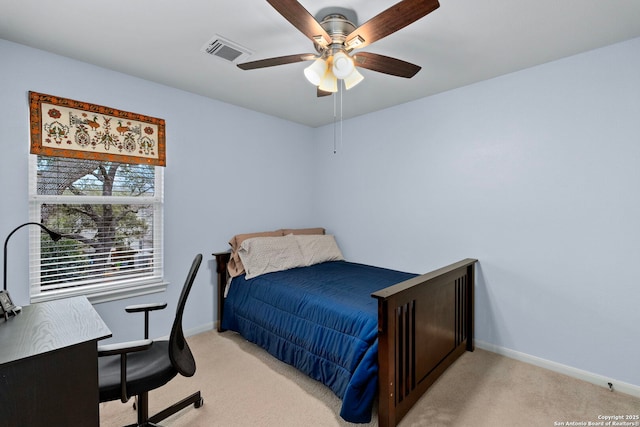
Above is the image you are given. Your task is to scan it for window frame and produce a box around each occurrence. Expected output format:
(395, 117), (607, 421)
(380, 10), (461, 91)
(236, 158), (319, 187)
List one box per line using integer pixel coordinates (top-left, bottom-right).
(28, 155), (166, 304)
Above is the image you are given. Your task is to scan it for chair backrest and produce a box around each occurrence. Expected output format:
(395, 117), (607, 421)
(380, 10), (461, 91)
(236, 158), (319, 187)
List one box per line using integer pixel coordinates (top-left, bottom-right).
(169, 253), (203, 377)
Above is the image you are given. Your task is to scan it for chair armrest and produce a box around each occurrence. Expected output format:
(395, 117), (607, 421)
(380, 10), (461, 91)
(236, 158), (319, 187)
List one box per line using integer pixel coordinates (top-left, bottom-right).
(125, 303), (167, 339)
(98, 338), (153, 403)
(98, 339), (153, 357)
(125, 302), (167, 313)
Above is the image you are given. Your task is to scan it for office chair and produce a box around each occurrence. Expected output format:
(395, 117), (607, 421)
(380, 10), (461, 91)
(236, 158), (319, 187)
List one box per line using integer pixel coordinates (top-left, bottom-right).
(98, 254), (204, 426)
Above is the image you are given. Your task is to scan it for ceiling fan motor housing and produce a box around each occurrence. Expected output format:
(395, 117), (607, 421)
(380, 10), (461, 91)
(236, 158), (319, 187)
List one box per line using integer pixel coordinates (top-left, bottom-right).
(316, 14), (356, 55)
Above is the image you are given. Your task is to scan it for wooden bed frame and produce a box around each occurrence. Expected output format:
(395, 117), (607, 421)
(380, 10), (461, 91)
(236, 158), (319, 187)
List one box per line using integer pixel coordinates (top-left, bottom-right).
(214, 252), (477, 427)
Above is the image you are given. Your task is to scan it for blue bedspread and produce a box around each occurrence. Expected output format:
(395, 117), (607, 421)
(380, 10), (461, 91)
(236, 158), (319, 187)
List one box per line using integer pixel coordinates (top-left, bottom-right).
(221, 260), (417, 423)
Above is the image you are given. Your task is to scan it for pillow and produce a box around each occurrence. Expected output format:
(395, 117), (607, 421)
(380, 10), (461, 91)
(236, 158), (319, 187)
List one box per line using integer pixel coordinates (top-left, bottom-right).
(294, 234), (344, 266)
(229, 230), (284, 251)
(228, 230), (283, 277)
(227, 228), (325, 277)
(279, 227), (325, 236)
(238, 235), (305, 279)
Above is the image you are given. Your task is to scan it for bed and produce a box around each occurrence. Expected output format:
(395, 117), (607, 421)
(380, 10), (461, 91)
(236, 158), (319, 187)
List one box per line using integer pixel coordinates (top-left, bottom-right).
(213, 229), (476, 426)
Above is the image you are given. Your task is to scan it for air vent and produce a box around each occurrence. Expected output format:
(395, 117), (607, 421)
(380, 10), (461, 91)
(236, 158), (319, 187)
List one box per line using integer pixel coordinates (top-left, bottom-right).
(201, 35), (252, 63)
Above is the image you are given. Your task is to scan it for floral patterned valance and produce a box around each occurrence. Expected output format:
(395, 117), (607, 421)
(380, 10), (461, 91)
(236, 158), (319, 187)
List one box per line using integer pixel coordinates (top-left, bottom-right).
(29, 91), (166, 166)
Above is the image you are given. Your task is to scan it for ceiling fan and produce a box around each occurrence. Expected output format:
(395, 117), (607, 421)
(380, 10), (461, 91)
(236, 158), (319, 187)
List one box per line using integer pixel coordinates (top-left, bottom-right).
(237, 0), (440, 96)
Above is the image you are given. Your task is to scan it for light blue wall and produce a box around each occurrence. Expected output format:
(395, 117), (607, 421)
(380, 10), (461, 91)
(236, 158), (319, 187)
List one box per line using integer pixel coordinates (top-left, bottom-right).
(0, 39), (315, 342)
(311, 37), (640, 388)
(2, 35), (639, 391)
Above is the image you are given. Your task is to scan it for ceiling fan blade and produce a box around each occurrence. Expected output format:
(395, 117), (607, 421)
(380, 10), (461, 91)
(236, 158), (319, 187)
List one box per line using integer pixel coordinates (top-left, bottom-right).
(237, 53), (316, 70)
(353, 52), (421, 78)
(267, 0), (332, 47)
(345, 0), (439, 50)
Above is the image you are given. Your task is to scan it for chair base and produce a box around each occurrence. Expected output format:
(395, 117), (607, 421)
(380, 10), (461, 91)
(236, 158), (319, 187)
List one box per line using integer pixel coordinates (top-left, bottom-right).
(124, 390), (203, 427)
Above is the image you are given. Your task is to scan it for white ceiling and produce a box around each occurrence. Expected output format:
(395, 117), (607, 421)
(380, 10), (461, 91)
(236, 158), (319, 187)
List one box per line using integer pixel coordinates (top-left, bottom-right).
(2, 0), (640, 127)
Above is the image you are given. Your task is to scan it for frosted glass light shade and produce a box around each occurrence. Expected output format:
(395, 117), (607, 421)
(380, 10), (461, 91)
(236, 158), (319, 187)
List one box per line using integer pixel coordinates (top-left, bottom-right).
(318, 71), (338, 93)
(331, 51), (355, 79)
(343, 67), (364, 90)
(304, 58), (327, 86)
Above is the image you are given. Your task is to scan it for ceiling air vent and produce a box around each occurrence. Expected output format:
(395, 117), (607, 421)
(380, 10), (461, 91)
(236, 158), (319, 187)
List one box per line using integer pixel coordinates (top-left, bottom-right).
(201, 35), (252, 63)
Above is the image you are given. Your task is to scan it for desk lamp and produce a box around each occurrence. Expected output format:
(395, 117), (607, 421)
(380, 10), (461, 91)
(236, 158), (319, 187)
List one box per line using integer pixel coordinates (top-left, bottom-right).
(2, 222), (62, 318)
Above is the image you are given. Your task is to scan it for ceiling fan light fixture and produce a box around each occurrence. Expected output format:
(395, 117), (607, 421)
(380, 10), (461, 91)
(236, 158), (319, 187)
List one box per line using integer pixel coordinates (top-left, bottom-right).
(304, 58), (327, 86)
(331, 51), (354, 79)
(318, 69), (338, 93)
(343, 67), (364, 90)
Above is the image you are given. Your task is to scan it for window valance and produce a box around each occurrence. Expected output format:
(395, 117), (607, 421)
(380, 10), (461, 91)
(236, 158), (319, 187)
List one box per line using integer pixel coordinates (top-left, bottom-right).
(29, 91), (166, 166)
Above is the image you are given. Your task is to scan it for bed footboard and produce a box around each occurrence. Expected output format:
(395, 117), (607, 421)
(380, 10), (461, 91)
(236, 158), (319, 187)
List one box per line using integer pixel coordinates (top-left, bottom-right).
(372, 258), (477, 427)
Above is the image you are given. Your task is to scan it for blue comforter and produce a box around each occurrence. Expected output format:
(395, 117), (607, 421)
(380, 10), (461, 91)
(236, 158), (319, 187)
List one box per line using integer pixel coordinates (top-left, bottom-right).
(221, 261), (417, 423)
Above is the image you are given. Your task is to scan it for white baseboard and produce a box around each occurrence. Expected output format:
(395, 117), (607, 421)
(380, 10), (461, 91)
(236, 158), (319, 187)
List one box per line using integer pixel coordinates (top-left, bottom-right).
(185, 322), (215, 337)
(475, 340), (640, 399)
(157, 322), (215, 341)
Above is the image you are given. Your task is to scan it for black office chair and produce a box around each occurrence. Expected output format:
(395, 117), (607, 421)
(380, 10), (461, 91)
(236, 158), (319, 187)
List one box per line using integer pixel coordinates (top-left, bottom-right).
(98, 254), (204, 426)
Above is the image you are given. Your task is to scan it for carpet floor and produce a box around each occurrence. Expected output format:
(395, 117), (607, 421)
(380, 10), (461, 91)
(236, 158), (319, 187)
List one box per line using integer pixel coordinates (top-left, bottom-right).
(100, 329), (640, 426)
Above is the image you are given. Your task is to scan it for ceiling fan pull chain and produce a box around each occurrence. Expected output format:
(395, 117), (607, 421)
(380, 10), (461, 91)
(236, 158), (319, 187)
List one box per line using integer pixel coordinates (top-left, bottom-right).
(340, 81), (344, 153)
(333, 90), (338, 154)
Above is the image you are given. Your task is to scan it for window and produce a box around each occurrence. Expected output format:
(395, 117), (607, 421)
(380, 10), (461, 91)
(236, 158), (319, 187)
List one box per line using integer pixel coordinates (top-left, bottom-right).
(29, 156), (165, 303)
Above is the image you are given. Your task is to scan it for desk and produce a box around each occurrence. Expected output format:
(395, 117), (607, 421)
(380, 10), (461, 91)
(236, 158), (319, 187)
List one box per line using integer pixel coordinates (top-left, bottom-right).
(0, 296), (111, 427)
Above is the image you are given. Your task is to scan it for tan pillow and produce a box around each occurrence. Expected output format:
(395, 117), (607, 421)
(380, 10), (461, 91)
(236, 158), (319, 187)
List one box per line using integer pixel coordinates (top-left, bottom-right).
(229, 230), (284, 250)
(294, 234), (344, 266)
(228, 230), (283, 277)
(238, 235), (305, 279)
(280, 227), (325, 236)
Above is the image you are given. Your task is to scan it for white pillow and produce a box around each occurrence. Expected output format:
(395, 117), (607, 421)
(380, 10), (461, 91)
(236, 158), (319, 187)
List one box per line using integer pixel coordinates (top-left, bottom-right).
(294, 234), (344, 266)
(238, 235), (305, 279)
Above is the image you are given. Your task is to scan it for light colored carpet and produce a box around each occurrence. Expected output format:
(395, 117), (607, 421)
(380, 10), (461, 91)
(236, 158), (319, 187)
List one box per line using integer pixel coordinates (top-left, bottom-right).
(100, 330), (640, 426)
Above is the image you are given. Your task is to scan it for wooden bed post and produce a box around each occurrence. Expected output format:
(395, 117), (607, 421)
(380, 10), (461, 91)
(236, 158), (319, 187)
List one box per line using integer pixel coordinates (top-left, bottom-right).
(466, 261), (475, 352)
(213, 251), (230, 332)
(376, 297), (395, 426)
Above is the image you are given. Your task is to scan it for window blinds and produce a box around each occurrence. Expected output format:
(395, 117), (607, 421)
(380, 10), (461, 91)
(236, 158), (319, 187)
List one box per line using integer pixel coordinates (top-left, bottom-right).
(29, 156), (164, 302)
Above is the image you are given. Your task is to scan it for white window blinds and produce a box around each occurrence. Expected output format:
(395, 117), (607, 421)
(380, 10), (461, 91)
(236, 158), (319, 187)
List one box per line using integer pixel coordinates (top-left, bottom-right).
(29, 156), (165, 303)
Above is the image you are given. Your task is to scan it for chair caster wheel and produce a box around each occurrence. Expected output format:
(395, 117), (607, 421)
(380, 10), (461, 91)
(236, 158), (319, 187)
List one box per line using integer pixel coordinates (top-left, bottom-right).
(195, 397), (204, 409)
